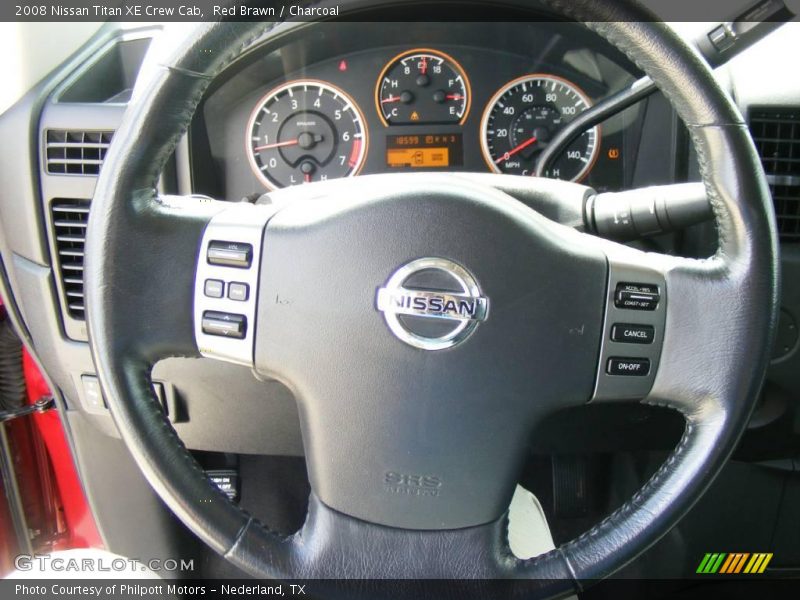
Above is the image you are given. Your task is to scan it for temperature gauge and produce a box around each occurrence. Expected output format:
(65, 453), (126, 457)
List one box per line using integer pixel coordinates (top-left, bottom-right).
(376, 49), (471, 126)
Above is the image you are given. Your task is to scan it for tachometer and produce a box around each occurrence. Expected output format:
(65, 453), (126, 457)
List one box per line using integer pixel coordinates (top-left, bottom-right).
(480, 74), (599, 182)
(376, 49), (471, 126)
(247, 79), (368, 190)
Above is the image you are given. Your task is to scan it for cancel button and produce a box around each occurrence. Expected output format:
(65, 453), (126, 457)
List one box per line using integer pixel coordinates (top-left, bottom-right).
(611, 323), (655, 345)
(607, 357), (651, 377)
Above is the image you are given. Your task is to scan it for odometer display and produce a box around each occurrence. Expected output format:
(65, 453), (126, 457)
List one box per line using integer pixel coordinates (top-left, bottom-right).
(480, 74), (599, 182)
(247, 80), (368, 190)
(385, 134), (464, 169)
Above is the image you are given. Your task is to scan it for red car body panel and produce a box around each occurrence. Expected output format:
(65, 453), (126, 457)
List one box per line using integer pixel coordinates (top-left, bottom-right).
(0, 293), (103, 576)
(21, 349), (103, 551)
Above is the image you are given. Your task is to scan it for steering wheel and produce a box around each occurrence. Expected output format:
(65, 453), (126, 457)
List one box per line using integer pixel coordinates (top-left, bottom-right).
(84, 0), (778, 594)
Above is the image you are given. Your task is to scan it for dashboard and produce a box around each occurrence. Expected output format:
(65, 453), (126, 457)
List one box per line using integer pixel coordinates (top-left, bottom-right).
(196, 22), (645, 202)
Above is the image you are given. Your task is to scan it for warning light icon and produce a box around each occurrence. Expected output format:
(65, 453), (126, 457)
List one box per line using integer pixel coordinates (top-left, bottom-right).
(410, 111), (420, 121)
(338, 60), (348, 72)
(607, 147), (620, 159)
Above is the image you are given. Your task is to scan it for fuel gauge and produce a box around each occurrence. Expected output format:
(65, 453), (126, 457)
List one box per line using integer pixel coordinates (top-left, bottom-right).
(376, 49), (471, 126)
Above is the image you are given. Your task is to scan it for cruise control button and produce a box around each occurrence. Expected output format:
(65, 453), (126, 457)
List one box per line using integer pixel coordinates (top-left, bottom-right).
(207, 241), (253, 268)
(607, 357), (650, 376)
(201, 311), (246, 339)
(204, 279), (224, 298)
(614, 283), (660, 311)
(611, 323), (655, 344)
(228, 282), (249, 302)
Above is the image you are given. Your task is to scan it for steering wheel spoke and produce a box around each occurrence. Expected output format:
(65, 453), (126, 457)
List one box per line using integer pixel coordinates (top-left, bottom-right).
(647, 251), (766, 416)
(193, 202), (277, 366)
(591, 241), (668, 402)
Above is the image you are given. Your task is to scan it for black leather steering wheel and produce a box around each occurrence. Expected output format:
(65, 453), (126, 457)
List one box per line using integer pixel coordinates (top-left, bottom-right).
(84, 0), (778, 595)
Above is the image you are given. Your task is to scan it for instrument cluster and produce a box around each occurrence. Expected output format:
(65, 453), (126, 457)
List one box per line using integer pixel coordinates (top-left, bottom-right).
(201, 24), (641, 201)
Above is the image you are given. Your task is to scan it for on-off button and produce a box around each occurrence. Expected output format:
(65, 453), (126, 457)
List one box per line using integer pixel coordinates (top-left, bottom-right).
(607, 357), (650, 377)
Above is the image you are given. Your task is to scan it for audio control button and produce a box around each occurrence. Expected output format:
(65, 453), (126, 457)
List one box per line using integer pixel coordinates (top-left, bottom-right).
(201, 311), (246, 339)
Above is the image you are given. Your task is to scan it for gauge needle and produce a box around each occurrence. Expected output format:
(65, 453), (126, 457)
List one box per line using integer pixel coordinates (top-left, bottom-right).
(445, 94), (464, 101)
(253, 139), (300, 151)
(420, 56), (428, 75)
(381, 95), (401, 104)
(496, 135), (538, 164)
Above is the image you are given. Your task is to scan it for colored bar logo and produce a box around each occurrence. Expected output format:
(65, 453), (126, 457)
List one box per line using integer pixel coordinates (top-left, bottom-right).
(696, 553), (773, 574)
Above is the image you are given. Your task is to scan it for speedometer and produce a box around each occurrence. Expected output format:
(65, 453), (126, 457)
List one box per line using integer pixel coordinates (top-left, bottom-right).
(480, 74), (599, 182)
(247, 79), (368, 190)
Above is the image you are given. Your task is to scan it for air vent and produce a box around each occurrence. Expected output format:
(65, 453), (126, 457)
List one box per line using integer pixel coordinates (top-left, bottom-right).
(45, 130), (114, 176)
(749, 107), (800, 242)
(51, 200), (90, 319)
